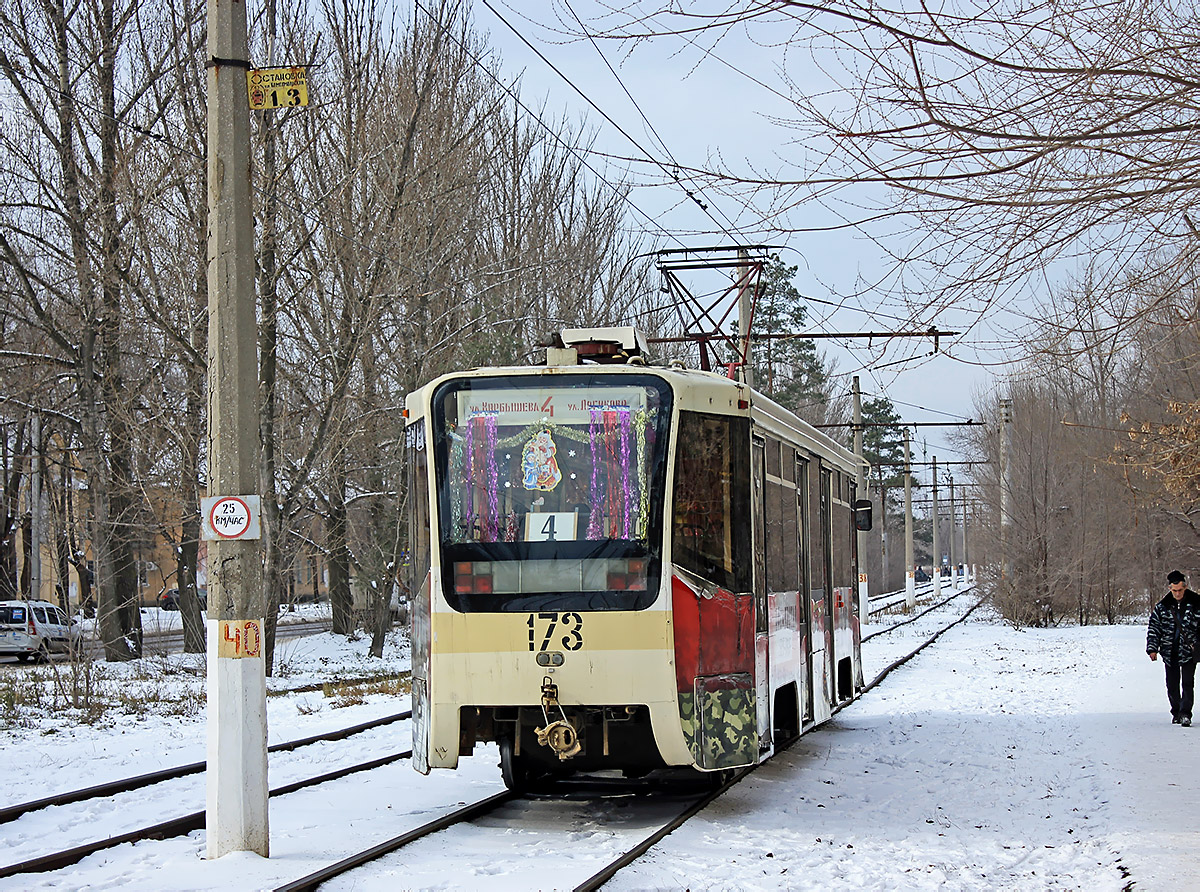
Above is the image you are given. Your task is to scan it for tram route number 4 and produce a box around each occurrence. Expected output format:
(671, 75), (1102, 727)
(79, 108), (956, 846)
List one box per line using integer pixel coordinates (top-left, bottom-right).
(528, 612), (584, 652)
(525, 512), (577, 542)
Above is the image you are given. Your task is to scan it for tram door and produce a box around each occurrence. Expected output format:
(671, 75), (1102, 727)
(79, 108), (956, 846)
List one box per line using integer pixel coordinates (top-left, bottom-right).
(796, 454), (813, 724)
(819, 467), (835, 705)
(751, 436), (770, 749)
(807, 460), (834, 709)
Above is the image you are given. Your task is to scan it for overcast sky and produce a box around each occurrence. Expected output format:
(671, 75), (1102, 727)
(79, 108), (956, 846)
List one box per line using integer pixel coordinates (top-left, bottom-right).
(462, 0), (1037, 473)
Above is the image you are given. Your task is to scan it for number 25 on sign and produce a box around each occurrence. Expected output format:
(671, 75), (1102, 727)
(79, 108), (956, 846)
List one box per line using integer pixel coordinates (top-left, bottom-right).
(218, 620), (262, 659)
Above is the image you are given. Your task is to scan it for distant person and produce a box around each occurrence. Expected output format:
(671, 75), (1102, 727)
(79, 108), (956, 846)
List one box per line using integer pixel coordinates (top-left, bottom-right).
(1146, 569), (1200, 726)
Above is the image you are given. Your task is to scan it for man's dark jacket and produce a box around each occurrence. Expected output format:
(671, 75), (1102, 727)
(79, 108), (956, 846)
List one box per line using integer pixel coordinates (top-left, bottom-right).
(1146, 589), (1200, 664)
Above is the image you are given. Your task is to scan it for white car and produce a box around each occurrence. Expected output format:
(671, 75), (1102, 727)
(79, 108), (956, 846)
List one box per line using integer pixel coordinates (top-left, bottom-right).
(0, 600), (82, 662)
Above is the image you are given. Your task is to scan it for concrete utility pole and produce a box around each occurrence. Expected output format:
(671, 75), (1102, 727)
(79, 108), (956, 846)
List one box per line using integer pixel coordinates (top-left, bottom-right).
(206, 0), (268, 859)
(948, 475), (957, 589)
(931, 456), (941, 598)
(999, 398), (1013, 586)
(852, 376), (868, 619)
(963, 495), (970, 582)
(878, 474), (889, 591)
(904, 428), (915, 610)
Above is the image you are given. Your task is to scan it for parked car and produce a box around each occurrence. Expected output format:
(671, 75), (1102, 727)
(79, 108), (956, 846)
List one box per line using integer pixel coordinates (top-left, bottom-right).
(157, 587), (207, 611)
(0, 600), (82, 661)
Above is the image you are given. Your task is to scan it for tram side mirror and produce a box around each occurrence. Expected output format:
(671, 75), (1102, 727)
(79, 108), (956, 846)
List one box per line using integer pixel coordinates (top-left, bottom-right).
(854, 499), (873, 531)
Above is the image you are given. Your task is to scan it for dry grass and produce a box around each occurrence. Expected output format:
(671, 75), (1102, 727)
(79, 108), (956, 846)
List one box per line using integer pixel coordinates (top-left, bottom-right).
(1, 657), (410, 728)
(0, 656), (206, 727)
(322, 674), (411, 709)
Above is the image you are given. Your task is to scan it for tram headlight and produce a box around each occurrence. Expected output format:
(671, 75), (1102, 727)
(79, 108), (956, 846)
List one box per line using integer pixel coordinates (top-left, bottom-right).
(454, 561), (494, 594)
(607, 557), (648, 591)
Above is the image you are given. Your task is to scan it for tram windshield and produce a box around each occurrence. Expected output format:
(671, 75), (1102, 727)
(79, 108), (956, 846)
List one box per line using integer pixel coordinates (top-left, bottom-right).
(431, 373), (672, 612)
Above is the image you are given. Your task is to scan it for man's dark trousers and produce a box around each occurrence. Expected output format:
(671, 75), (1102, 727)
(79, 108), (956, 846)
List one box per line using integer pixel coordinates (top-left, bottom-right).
(1165, 659), (1198, 719)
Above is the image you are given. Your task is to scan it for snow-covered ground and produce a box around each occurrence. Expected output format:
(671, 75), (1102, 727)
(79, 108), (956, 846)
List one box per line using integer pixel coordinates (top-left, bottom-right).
(0, 593), (1193, 891)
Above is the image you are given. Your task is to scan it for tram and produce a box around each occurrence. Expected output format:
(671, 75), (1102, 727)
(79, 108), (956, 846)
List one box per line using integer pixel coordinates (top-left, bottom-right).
(405, 327), (869, 788)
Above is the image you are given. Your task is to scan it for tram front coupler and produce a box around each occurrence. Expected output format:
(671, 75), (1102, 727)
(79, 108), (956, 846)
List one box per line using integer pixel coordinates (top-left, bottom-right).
(535, 676), (582, 760)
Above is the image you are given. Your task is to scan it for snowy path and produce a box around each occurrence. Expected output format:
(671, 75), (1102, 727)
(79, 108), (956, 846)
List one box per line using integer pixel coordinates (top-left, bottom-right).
(1, 603), (1195, 890)
(610, 605), (1192, 891)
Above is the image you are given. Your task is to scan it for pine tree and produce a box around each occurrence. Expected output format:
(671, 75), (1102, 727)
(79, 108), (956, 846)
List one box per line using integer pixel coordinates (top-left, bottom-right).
(861, 395), (908, 520)
(750, 256), (836, 424)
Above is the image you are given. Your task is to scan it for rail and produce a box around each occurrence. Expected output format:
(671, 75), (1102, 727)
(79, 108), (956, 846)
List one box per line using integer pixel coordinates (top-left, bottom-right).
(0, 711), (412, 880)
(265, 590), (983, 891)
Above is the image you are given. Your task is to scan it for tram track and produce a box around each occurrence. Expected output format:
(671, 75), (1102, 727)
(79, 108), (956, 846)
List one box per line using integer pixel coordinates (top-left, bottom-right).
(863, 584), (976, 644)
(859, 586), (986, 696)
(264, 589), (988, 892)
(272, 776), (734, 892)
(866, 580), (939, 614)
(1, 591), (987, 889)
(0, 711), (412, 880)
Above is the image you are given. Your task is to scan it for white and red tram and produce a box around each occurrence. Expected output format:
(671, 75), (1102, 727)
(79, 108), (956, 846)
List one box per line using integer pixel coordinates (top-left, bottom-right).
(405, 328), (869, 788)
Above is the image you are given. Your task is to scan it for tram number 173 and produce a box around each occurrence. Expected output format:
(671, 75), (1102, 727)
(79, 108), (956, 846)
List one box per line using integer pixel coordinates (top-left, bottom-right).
(527, 612), (584, 652)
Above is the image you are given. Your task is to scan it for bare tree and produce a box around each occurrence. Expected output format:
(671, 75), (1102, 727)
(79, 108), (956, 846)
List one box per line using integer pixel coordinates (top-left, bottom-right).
(573, 2), (1200, 342)
(964, 267), (1200, 624)
(0, 0), (192, 658)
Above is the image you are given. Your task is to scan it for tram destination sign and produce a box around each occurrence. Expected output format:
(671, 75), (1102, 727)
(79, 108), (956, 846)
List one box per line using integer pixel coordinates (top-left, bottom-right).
(459, 387), (647, 426)
(246, 67), (309, 110)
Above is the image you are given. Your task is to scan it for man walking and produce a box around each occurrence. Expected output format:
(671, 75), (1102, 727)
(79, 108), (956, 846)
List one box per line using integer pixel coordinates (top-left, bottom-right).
(1147, 570), (1200, 726)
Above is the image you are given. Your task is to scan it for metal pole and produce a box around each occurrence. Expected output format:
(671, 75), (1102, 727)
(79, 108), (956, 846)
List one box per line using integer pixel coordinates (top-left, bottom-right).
(737, 248), (753, 387)
(206, 0), (268, 859)
(999, 398), (1012, 587)
(30, 414), (41, 601)
(904, 428), (915, 610)
(878, 471), (889, 592)
(963, 498), (971, 583)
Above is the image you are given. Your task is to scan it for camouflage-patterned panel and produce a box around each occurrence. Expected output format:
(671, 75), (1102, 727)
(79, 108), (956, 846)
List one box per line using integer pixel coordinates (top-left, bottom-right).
(679, 690), (698, 756)
(678, 674), (758, 769)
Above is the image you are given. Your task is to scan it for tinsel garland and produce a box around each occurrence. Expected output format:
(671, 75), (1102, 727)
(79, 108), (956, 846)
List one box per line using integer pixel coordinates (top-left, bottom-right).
(634, 409), (649, 539)
(449, 429), (465, 541)
(619, 409), (633, 538)
(452, 403), (657, 544)
(586, 407), (639, 540)
(587, 409), (603, 539)
(605, 411), (620, 536)
(462, 418), (477, 540)
(463, 414), (500, 542)
(482, 415), (499, 541)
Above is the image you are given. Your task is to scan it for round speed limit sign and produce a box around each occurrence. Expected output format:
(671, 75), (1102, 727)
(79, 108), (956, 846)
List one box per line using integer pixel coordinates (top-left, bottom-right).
(209, 496), (252, 539)
(201, 495), (261, 541)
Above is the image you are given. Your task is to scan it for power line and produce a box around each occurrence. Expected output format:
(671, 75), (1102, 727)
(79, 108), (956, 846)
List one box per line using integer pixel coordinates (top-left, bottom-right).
(480, 0), (744, 244)
(418, 0), (686, 250)
(558, 0), (747, 239)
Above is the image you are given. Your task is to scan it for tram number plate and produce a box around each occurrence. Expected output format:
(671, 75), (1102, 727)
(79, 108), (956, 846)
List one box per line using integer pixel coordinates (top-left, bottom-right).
(527, 612), (584, 652)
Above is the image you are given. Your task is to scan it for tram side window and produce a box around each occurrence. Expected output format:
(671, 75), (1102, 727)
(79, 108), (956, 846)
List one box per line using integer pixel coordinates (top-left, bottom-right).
(832, 495), (851, 590)
(671, 412), (751, 593)
(766, 472), (802, 595)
